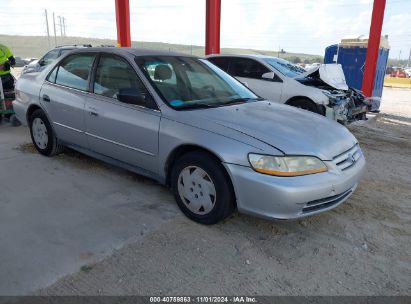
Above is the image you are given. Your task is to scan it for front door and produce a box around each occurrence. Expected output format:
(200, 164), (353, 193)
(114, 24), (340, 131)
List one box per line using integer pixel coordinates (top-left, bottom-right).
(85, 54), (160, 173)
(230, 57), (283, 102)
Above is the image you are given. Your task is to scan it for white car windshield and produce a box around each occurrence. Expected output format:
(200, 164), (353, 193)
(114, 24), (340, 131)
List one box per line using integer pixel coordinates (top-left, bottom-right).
(262, 57), (305, 78)
(135, 56), (261, 110)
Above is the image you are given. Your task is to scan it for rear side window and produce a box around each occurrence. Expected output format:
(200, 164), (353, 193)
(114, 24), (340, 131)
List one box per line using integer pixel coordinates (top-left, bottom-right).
(230, 58), (270, 79)
(55, 54), (96, 91)
(46, 67), (58, 83)
(93, 54), (151, 103)
(207, 57), (230, 72)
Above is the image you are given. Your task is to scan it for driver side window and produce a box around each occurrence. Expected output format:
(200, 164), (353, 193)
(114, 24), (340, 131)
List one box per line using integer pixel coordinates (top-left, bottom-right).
(231, 58), (270, 79)
(93, 54), (152, 106)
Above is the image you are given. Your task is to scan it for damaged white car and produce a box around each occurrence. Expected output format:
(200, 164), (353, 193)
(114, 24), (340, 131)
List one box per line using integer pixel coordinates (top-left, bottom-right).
(206, 54), (367, 124)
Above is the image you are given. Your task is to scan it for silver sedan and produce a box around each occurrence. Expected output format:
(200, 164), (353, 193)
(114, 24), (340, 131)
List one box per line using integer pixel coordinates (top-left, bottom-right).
(13, 48), (365, 224)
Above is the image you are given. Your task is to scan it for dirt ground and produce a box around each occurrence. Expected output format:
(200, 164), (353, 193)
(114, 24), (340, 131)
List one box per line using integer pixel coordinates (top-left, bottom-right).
(31, 88), (411, 296)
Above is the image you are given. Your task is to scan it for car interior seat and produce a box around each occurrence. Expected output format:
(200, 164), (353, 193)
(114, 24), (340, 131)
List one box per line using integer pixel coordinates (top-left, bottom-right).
(153, 64), (179, 101)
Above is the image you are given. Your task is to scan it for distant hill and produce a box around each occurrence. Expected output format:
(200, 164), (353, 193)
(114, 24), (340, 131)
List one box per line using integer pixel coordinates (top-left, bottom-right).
(0, 34), (323, 63)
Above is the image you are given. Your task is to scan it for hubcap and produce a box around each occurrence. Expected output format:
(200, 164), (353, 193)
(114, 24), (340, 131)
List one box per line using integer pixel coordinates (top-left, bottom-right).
(32, 118), (48, 149)
(177, 166), (217, 215)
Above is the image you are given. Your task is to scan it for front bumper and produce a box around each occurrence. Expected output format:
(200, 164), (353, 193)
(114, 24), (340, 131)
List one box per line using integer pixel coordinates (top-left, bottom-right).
(325, 102), (367, 123)
(224, 151), (366, 220)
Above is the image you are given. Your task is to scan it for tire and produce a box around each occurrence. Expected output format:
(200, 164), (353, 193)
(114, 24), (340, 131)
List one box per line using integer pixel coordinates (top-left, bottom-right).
(29, 109), (64, 156)
(171, 151), (235, 225)
(287, 98), (321, 115)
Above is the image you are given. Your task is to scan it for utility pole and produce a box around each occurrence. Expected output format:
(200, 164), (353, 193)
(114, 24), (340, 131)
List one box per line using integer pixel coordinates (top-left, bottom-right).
(407, 48), (411, 68)
(53, 12), (57, 46)
(278, 46), (281, 58)
(63, 17), (66, 36)
(44, 9), (50, 48)
(58, 16), (63, 37)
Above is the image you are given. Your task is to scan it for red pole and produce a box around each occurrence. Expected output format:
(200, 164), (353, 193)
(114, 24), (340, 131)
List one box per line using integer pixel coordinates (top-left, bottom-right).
(205, 0), (221, 55)
(361, 0), (386, 97)
(115, 0), (131, 47)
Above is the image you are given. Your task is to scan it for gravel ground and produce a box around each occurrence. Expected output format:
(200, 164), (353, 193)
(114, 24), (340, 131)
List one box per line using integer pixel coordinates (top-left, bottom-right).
(36, 89), (411, 296)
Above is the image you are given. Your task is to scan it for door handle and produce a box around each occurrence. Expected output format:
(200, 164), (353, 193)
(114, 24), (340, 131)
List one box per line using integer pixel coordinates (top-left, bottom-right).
(42, 94), (50, 102)
(88, 107), (98, 117)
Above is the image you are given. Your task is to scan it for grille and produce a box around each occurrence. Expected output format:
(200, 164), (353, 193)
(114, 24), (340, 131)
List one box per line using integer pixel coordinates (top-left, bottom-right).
(333, 143), (361, 171)
(302, 188), (353, 213)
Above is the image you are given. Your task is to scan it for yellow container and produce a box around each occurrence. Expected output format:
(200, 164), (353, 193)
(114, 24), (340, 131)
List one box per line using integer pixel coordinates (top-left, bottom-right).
(384, 76), (411, 89)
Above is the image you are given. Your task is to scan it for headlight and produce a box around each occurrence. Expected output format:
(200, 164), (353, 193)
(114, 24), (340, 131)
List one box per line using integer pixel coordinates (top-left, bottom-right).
(322, 90), (333, 98)
(248, 154), (328, 176)
(322, 90), (337, 103)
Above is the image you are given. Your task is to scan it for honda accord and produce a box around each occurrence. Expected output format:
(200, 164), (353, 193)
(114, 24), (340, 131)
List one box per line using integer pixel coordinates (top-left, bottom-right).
(13, 48), (365, 224)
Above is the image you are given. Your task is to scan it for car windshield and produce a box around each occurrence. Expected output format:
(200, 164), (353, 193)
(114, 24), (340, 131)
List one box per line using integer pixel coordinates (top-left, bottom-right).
(262, 57), (305, 78)
(135, 56), (261, 109)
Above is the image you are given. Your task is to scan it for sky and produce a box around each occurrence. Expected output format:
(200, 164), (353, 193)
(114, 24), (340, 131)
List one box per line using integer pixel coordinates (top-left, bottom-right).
(0, 0), (410, 59)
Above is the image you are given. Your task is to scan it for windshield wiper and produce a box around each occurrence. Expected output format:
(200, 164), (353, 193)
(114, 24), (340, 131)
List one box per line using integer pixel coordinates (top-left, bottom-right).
(172, 97), (263, 110)
(220, 97), (264, 105)
(172, 102), (220, 110)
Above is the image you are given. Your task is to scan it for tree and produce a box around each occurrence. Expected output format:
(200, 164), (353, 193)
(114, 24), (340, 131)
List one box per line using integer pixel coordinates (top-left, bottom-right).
(289, 56), (301, 64)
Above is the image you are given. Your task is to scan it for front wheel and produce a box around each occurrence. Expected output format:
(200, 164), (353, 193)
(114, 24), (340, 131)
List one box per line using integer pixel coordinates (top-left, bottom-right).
(171, 151), (235, 225)
(29, 109), (64, 156)
(287, 99), (322, 115)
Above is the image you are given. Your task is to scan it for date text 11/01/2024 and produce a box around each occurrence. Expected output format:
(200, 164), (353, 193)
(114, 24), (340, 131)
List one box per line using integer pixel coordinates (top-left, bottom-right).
(149, 297), (257, 303)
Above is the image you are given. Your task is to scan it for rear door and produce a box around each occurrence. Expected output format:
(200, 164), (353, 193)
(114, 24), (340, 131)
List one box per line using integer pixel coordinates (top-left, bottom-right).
(229, 57), (283, 102)
(40, 53), (96, 147)
(85, 53), (160, 173)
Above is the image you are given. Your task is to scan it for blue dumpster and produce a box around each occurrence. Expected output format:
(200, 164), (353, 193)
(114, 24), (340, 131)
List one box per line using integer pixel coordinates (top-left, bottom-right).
(324, 36), (390, 109)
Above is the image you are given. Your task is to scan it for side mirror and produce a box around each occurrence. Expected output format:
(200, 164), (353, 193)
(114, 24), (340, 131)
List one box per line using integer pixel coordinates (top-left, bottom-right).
(262, 72), (275, 80)
(118, 88), (146, 106)
(262, 72), (283, 83)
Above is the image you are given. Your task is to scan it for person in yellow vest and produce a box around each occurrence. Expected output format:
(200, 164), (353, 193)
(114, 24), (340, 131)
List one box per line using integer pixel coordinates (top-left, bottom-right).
(0, 43), (16, 91)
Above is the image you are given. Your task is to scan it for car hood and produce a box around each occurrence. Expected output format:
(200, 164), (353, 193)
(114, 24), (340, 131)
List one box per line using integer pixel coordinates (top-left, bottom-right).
(298, 64), (349, 90)
(184, 101), (357, 160)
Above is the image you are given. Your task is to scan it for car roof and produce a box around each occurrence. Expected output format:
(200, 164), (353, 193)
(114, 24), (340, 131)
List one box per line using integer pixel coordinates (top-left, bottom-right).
(206, 53), (279, 60)
(69, 47), (196, 58)
(55, 44), (92, 49)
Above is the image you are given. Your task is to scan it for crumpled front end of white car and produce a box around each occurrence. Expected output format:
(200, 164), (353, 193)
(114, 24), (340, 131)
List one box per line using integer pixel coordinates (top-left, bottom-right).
(323, 88), (368, 124)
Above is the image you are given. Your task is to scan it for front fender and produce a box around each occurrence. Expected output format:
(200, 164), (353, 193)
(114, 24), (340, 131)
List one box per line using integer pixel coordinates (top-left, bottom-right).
(157, 117), (282, 180)
(283, 79), (330, 106)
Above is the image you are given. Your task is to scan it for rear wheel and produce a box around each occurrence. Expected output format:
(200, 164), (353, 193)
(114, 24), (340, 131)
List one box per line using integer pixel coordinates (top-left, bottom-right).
(10, 114), (21, 127)
(287, 98), (321, 115)
(29, 109), (64, 156)
(171, 151), (235, 225)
